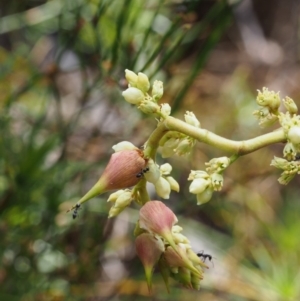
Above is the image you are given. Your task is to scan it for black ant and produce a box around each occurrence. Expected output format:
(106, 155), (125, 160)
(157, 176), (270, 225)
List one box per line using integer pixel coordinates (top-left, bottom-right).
(136, 167), (149, 178)
(197, 251), (214, 267)
(72, 203), (81, 219)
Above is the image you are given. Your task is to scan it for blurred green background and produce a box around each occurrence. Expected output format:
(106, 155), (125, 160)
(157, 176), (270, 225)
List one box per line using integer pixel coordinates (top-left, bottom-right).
(1, 0), (300, 300)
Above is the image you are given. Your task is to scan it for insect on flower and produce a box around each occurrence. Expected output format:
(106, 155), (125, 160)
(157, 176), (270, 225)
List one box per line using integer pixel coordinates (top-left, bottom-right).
(197, 251), (214, 267)
(136, 167), (150, 178)
(72, 203), (81, 219)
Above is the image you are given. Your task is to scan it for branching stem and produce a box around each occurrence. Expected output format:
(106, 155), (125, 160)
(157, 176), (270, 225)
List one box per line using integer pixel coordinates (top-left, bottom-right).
(144, 116), (286, 159)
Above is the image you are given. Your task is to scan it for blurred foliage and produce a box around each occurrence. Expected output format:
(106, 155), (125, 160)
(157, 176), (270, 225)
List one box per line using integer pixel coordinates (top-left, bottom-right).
(1, 0), (300, 300)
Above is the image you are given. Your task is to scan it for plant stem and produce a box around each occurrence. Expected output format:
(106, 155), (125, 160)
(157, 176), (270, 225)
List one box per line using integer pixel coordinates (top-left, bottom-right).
(144, 116), (286, 159)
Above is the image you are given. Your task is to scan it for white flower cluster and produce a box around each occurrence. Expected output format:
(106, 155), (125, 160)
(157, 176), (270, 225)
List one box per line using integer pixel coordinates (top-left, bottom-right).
(188, 156), (230, 205)
(278, 113), (300, 160)
(271, 156), (300, 185)
(107, 189), (133, 218)
(144, 159), (179, 199)
(159, 111), (200, 158)
(253, 88), (298, 128)
(253, 87), (281, 127)
(122, 69), (171, 118)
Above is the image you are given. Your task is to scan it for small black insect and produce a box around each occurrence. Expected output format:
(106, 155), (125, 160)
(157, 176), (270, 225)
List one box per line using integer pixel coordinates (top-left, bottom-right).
(197, 251), (214, 267)
(136, 172), (143, 178)
(136, 167), (150, 178)
(72, 203), (81, 219)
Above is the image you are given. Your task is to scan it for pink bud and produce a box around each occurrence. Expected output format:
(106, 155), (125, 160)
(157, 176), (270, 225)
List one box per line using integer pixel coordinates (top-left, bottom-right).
(73, 150), (147, 209)
(139, 201), (178, 252)
(102, 149), (147, 191)
(139, 201), (177, 236)
(135, 233), (164, 293)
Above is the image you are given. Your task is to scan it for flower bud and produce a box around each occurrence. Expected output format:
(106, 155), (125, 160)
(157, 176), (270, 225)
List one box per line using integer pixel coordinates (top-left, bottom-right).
(122, 87), (144, 104)
(155, 177), (171, 199)
(112, 141), (138, 152)
(258, 113), (278, 128)
(144, 159), (160, 184)
(173, 232), (190, 244)
(184, 111), (200, 128)
(278, 112), (300, 136)
(189, 178), (211, 194)
(139, 201), (178, 250)
(270, 156), (289, 169)
(196, 187), (213, 205)
(160, 163), (172, 175)
(166, 176), (180, 192)
(164, 245), (202, 277)
(253, 108), (267, 119)
(108, 206), (124, 218)
(157, 256), (171, 293)
(125, 69), (138, 87)
(135, 233), (164, 293)
(188, 170), (210, 181)
(288, 126), (300, 145)
(136, 72), (150, 93)
(160, 103), (171, 117)
(152, 80), (164, 101)
(211, 173), (223, 191)
(283, 142), (297, 161)
(172, 225), (183, 233)
(270, 156), (300, 185)
(138, 100), (160, 115)
(72, 149), (147, 209)
(173, 267), (192, 288)
(100, 150), (147, 191)
(187, 248), (207, 268)
(278, 172), (297, 185)
(191, 273), (201, 290)
(175, 138), (194, 156)
(256, 87), (281, 113)
(283, 96), (298, 114)
(114, 190), (132, 208)
(206, 157), (230, 173)
(107, 190), (125, 203)
(253, 108), (278, 128)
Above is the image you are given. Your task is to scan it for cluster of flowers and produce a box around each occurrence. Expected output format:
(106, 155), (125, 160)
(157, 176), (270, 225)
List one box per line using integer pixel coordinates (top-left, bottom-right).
(253, 87), (298, 127)
(70, 70), (300, 292)
(122, 69), (171, 118)
(252, 87), (300, 184)
(271, 109), (300, 185)
(135, 201), (207, 292)
(188, 157), (231, 205)
(70, 139), (207, 292)
(68, 70), (232, 292)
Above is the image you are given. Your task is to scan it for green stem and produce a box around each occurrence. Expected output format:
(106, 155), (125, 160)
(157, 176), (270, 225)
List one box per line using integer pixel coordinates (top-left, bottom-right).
(143, 121), (168, 159)
(144, 116), (286, 160)
(70, 179), (107, 210)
